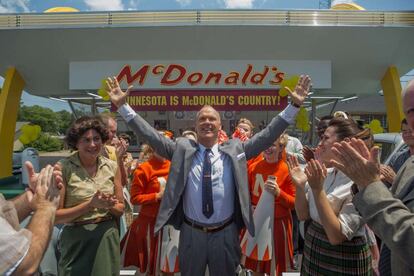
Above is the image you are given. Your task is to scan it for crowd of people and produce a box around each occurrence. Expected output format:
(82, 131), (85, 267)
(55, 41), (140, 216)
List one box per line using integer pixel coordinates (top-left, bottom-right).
(1, 75), (414, 276)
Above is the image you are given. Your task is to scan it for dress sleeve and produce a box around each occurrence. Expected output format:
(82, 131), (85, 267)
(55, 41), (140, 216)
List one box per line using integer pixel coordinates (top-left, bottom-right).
(130, 165), (158, 205)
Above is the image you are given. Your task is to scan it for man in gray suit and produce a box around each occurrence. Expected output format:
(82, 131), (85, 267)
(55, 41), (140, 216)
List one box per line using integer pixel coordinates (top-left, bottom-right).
(107, 75), (311, 275)
(330, 79), (414, 275)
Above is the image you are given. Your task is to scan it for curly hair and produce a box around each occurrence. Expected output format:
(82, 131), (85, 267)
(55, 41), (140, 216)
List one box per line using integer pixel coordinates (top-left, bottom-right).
(65, 116), (109, 150)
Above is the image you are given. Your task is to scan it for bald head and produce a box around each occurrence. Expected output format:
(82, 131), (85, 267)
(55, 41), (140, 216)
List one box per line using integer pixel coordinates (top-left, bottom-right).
(403, 79), (414, 131)
(196, 105), (221, 124)
(195, 105), (222, 148)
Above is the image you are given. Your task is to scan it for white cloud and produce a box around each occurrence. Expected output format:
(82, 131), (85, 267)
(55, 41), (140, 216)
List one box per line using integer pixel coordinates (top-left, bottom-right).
(84, 0), (124, 11)
(0, 0), (30, 13)
(176, 0), (192, 6)
(223, 0), (254, 8)
(126, 0), (139, 10)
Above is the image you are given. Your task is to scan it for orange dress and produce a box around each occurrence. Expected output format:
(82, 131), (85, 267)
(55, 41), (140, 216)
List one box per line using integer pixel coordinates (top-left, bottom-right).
(244, 157), (296, 276)
(121, 157), (170, 275)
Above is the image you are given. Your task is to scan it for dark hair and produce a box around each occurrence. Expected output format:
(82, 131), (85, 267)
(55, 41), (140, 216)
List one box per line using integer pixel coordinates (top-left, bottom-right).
(402, 118), (408, 127)
(65, 116), (109, 150)
(328, 117), (361, 141)
(118, 133), (131, 143)
(320, 115), (334, 121)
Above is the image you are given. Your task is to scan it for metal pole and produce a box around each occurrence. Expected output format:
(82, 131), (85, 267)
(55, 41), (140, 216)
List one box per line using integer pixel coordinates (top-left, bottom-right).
(67, 100), (78, 119)
(310, 99), (316, 146)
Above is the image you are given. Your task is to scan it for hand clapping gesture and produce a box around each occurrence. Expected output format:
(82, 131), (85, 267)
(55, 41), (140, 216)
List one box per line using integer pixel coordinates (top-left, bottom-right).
(287, 155), (308, 189)
(90, 191), (118, 209)
(285, 75), (312, 107)
(331, 138), (381, 188)
(304, 159), (327, 192)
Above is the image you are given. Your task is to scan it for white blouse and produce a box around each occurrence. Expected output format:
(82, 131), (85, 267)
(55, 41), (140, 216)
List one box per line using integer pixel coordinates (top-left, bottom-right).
(305, 168), (365, 239)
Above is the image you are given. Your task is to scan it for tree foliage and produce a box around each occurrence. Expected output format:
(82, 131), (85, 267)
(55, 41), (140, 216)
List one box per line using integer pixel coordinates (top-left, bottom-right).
(24, 133), (63, 152)
(18, 105), (74, 134)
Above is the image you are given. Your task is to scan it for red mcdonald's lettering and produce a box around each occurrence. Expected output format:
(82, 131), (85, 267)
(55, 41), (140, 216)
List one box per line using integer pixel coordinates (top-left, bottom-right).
(161, 64), (186, 86)
(152, 64), (165, 75)
(225, 72), (239, 85)
(241, 64), (253, 85)
(269, 72), (285, 85)
(187, 72), (203, 86)
(250, 66), (269, 85)
(117, 64), (150, 85)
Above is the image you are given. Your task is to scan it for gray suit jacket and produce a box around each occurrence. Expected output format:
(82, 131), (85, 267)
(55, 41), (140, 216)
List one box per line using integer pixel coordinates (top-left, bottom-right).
(353, 156), (414, 275)
(127, 113), (289, 236)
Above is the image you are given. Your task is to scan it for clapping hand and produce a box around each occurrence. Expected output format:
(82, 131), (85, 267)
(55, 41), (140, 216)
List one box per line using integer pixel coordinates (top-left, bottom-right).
(106, 76), (133, 109)
(287, 155), (307, 189)
(26, 161), (63, 208)
(285, 75), (312, 107)
(303, 146), (315, 163)
(380, 165), (396, 185)
(90, 191), (118, 209)
(304, 159), (327, 192)
(331, 138), (381, 188)
(29, 165), (61, 210)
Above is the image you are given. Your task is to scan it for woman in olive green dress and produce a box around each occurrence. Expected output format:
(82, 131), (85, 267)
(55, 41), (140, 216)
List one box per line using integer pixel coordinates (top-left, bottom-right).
(56, 116), (124, 276)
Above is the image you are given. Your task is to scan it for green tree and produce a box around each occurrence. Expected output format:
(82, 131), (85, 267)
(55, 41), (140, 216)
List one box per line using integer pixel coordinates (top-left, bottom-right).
(25, 133), (63, 152)
(56, 110), (74, 134)
(18, 105), (74, 135)
(18, 105), (59, 133)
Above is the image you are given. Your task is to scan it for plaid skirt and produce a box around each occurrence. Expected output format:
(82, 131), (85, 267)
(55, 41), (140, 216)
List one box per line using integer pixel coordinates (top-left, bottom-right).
(301, 220), (372, 276)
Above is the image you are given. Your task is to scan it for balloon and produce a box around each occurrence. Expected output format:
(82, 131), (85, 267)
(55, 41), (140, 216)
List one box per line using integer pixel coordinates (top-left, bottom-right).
(279, 75), (299, 97)
(98, 78), (110, 101)
(364, 119), (384, 134)
(19, 124), (42, 145)
(295, 107), (310, 132)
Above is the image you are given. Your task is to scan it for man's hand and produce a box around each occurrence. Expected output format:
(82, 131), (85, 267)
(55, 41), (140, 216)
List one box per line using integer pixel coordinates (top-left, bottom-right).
(286, 75), (312, 107)
(305, 159), (327, 193)
(287, 155), (308, 189)
(30, 165), (61, 210)
(331, 138), (381, 189)
(106, 76), (133, 109)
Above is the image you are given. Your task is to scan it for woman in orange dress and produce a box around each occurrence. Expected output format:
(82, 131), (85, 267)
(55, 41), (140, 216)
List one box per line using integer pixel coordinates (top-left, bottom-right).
(121, 139), (171, 275)
(243, 134), (296, 276)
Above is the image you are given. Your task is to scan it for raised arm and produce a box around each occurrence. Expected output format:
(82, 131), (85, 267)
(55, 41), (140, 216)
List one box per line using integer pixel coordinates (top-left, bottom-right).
(106, 76), (176, 160)
(244, 75), (311, 159)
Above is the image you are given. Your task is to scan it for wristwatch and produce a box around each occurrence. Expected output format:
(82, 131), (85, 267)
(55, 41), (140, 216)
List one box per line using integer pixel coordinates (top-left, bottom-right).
(290, 101), (301, 108)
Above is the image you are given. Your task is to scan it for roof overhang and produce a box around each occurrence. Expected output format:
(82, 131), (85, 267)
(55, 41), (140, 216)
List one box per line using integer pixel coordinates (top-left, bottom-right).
(0, 10), (413, 101)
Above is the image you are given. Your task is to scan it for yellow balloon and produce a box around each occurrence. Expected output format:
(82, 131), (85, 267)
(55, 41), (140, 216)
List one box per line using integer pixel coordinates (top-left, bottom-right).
(295, 106), (310, 132)
(279, 76), (299, 97)
(98, 79), (110, 101)
(19, 124), (42, 144)
(365, 119), (384, 134)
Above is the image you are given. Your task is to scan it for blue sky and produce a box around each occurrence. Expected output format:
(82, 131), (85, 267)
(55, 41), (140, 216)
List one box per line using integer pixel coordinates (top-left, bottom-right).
(1, 0), (413, 111)
(1, 0), (414, 13)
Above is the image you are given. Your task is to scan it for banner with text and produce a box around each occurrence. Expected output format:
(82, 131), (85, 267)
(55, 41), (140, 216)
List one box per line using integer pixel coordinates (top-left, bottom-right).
(111, 90), (287, 111)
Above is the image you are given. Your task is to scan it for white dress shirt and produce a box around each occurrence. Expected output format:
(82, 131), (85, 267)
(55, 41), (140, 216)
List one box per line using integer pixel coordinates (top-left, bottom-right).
(118, 103), (300, 225)
(183, 143), (235, 224)
(305, 168), (365, 239)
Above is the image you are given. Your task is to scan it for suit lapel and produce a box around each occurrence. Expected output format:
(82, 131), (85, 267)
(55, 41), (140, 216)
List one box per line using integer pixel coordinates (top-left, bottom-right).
(183, 146), (198, 186)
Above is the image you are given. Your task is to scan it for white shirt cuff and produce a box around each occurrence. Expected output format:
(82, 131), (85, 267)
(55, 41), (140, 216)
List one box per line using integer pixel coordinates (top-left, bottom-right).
(279, 104), (300, 124)
(118, 104), (136, 122)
